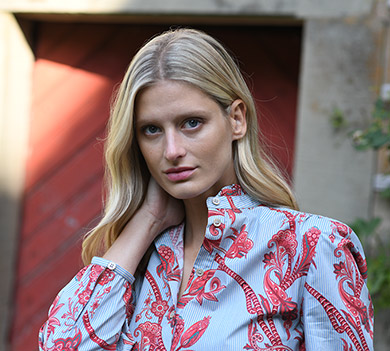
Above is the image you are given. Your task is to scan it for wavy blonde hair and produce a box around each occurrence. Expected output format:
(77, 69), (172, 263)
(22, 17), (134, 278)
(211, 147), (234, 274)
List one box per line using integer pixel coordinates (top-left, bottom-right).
(82, 28), (298, 264)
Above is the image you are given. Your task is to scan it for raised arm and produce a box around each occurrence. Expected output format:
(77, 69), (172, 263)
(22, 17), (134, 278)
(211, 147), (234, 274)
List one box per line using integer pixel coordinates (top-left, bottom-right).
(39, 178), (184, 350)
(103, 177), (184, 274)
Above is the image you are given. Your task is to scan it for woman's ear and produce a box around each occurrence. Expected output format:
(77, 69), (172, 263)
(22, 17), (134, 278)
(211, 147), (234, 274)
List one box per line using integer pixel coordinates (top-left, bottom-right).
(229, 99), (247, 141)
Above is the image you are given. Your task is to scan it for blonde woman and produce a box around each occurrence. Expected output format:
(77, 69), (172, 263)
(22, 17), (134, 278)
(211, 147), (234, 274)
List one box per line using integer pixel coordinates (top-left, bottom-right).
(39, 29), (373, 350)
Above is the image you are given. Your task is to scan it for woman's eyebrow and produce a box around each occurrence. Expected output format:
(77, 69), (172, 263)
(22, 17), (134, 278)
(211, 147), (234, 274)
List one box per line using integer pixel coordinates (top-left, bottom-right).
(174, 110), (209, 119)
(136, 109), (210, 124)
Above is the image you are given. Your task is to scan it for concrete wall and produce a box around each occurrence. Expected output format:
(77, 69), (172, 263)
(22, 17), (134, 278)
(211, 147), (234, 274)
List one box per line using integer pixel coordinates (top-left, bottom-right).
(294, 18), (376, 222)
(0, 13), (33, 351)
(0, 0), (374, 17)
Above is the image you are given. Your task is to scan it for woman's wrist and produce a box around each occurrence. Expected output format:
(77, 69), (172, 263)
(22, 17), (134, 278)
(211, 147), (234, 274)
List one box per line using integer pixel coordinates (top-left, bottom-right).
(102, 209), (163, 275)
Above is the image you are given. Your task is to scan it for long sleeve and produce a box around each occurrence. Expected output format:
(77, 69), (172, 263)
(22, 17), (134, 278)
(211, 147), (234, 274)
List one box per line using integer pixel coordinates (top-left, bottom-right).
(39, 257), (136, 351)
(302, 221), (374, 350)
(38, 186), (375, 350)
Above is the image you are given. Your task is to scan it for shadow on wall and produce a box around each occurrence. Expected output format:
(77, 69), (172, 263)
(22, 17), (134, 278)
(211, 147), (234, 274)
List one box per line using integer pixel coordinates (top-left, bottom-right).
(0, 191), (21, 351)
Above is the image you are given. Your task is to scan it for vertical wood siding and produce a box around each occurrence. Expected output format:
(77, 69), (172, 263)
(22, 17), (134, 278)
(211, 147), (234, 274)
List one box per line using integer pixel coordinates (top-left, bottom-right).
(10, 22), (301, 350)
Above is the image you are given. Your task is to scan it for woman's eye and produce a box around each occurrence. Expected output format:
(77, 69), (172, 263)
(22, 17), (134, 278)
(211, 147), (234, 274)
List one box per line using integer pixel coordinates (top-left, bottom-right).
(143, 125), (160, 135)
(184, 119), (201, 129)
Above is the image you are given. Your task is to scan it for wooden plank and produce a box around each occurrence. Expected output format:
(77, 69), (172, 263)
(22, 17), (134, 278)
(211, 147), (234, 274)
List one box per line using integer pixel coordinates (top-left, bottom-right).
(22, 132), (104, 235)
(18, 176), (103, 279)
(10, 308), (47, 351)
(12, 242), (83, 343)
(25, 78), (111, 190)
(31, 22), (118, 103)
(25, 24), (134, 190)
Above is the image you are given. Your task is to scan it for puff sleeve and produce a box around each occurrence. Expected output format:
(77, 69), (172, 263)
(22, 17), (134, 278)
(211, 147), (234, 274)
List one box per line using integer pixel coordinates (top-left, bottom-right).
(302, 220), (374, 350)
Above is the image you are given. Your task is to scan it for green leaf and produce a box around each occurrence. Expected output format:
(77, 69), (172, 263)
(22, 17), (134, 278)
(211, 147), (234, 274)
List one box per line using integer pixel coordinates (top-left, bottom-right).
(330, 108), (347, 130)
(380, 187), (390, 199)
(350, 217), (381, 238)
(373, 98), (390, 120)
(370, 132), (390, 149)
(369, 270), (386, 294)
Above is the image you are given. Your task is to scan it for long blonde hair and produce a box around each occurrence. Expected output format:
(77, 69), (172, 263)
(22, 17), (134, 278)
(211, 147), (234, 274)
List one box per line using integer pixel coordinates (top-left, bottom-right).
(82, 28), (298, 264)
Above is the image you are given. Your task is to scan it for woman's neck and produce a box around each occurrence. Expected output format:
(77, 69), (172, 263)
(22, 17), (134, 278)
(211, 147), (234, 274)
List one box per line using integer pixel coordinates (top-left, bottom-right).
(183, 196), (208, 248)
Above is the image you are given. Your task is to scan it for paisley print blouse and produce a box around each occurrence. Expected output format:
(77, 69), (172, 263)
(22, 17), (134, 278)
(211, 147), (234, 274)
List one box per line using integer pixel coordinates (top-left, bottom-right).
(39, 184), (374, 350)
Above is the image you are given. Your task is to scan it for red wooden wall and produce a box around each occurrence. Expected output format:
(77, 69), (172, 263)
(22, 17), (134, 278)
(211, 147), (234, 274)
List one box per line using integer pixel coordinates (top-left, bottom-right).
(10, 22), (301, 350)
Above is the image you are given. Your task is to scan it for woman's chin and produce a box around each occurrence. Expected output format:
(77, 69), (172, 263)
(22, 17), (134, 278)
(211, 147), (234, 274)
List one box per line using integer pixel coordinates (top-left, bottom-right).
(161, 181), (203, 201)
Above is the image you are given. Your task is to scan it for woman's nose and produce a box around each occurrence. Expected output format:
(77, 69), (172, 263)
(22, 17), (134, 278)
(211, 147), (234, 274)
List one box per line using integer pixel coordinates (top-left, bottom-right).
(164, 132), (186, 161)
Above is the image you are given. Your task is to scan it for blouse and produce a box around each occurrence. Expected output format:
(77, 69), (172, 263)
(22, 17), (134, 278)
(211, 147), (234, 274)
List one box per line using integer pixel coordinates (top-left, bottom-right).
(39, 184), (374, 350)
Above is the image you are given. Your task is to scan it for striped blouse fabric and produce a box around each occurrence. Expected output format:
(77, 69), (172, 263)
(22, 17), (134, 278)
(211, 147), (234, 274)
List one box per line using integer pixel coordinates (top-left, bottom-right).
(39, 184), (374, 350)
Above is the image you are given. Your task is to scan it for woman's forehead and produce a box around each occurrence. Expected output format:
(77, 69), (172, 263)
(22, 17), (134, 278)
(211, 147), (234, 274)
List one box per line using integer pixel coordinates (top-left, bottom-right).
(134, 81), (220, 121)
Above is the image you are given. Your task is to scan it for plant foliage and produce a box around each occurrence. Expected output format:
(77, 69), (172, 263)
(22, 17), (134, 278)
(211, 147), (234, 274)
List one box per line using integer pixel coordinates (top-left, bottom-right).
(350, 218), (390, 309)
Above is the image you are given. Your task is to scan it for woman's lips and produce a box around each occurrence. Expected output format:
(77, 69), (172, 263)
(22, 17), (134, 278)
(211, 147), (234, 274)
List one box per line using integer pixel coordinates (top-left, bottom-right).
(164, 167), (196, 181)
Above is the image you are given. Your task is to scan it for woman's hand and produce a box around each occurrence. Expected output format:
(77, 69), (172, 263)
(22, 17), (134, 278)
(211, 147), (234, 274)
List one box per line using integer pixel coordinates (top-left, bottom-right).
(140, 177), (185, 236)
(102, 178), (184, 275)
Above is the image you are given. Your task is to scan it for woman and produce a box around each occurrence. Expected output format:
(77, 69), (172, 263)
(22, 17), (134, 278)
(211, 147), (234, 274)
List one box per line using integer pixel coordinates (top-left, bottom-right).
(39, 28), (373, 350)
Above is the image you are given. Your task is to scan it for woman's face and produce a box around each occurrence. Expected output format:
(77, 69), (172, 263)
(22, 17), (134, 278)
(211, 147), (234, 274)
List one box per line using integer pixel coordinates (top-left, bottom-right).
(135, 80), (246, 201)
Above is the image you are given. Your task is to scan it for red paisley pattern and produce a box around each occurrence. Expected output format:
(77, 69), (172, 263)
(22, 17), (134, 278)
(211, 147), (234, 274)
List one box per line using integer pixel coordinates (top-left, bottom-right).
(39, 185), (373, 350)
(178, 269), (226, 308)
(52, 330), (82, 351)
(225, 224), (253, 259)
